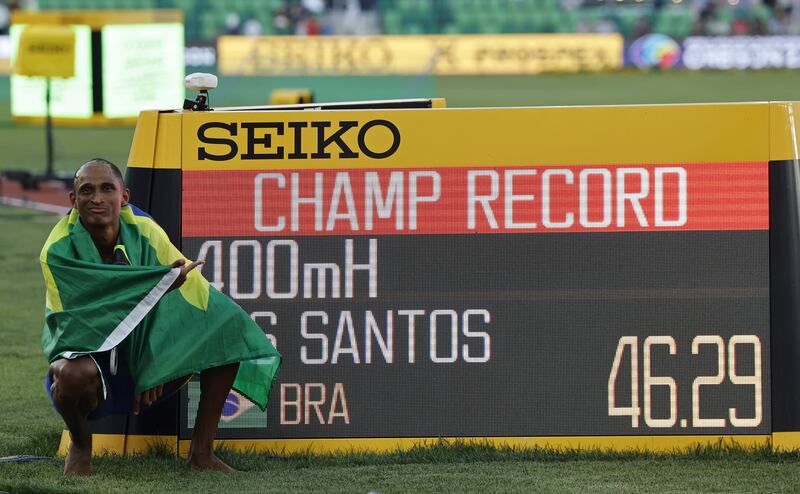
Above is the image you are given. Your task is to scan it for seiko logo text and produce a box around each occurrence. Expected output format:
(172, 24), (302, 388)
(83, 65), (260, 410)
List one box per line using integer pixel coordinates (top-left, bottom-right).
(197, 119), (401, 161)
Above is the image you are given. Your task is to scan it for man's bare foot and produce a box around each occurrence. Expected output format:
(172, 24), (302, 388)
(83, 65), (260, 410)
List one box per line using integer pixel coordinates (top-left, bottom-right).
(64, 444), (91, 475)
(186, 452), (238, 472)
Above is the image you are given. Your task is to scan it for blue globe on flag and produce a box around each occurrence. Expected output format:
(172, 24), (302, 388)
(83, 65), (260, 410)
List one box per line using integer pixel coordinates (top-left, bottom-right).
(221, 391), (255, 422)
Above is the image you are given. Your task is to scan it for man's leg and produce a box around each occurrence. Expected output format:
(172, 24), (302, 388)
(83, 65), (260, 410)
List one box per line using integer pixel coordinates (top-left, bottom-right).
(48, 357), (103, 475)
(187, 362), (240, 472)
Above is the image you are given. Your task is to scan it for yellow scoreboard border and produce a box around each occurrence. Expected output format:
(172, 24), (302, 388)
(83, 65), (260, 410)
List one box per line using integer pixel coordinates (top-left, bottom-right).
(62, 430), (797, 457)
(129, 101), (800, 172)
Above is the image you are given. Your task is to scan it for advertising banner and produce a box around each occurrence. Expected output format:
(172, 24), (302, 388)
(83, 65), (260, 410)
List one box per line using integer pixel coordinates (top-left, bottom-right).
(218, 33), (623, 76)
(627, 34), (800, 70)
(682, 36), (800, 70)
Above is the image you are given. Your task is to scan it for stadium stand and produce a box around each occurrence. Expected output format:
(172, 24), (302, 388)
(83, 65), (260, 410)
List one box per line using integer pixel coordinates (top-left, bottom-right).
(13, 0), (800, 41)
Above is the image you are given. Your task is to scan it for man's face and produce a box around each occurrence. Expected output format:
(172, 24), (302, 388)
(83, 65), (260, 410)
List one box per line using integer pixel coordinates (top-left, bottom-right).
(69, 164), (130, 229)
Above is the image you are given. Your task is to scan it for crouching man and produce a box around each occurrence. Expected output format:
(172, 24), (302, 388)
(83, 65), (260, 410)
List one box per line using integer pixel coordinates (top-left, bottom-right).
(41, 159), (280, 474)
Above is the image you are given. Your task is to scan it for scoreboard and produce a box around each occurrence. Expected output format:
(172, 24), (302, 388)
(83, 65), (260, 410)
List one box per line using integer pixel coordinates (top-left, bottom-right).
(109, 100), (800, 455)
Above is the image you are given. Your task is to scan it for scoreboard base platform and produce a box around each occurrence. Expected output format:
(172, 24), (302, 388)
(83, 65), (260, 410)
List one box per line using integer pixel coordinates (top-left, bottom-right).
(57, 429), (776, 457)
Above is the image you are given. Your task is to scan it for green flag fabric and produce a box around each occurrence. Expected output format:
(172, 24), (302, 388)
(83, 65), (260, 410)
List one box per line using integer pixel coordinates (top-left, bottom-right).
(40, 205), (281, 410)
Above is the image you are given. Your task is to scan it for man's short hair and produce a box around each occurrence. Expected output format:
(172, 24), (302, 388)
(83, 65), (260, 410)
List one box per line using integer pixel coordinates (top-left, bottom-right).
(74, 158), (125, 187)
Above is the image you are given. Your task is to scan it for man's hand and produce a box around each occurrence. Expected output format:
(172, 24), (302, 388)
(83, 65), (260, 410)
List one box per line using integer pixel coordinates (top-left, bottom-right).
(169, 258), (204, 291)
(132, 384), (164, 415)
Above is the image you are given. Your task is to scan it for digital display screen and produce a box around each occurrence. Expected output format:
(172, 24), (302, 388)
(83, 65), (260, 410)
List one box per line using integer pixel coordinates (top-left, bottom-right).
(10, 22), (183, 119)
(10, 24), (93, 118)
(101, 23), (184, 118)
(178, 110), (770, 440)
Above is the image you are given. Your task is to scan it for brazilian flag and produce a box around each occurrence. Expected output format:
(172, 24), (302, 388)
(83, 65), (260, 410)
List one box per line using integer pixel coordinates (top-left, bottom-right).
(40, 205), (280, 410)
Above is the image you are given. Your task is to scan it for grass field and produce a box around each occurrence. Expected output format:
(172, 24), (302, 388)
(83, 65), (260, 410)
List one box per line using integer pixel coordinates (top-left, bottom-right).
(2, 443), (800, 493)
(3, 71), (800, 492)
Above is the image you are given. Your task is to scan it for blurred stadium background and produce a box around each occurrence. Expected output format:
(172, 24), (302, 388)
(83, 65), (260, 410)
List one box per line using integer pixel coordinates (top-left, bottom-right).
(0, 0), (799, 176)
(2, 0), (794, 40)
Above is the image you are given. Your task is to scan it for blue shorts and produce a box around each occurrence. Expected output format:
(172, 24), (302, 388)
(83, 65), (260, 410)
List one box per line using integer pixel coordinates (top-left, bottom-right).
(45, 349), (135, 421)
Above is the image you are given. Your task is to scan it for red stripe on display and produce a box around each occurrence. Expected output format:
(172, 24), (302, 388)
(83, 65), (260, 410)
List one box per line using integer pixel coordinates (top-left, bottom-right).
(182, 163), (768, 237)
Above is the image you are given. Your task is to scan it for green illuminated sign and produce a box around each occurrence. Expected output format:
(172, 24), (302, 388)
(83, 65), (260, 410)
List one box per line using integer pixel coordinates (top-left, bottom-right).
(101, 23), (184, 119)
(10, 22), (184, 120)
(10, 24), (93, 118)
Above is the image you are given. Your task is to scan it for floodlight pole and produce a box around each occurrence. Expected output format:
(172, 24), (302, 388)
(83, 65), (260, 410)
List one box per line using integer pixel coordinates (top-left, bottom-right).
(45, 77), (54, 178)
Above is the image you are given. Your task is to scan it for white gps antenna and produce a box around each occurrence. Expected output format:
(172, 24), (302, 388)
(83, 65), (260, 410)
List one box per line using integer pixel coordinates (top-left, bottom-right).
(183, 72), (218, 111)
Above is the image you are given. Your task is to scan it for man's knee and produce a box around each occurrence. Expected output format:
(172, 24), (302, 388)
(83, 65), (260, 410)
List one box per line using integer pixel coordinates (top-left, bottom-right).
(49, 358), (101, 405)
